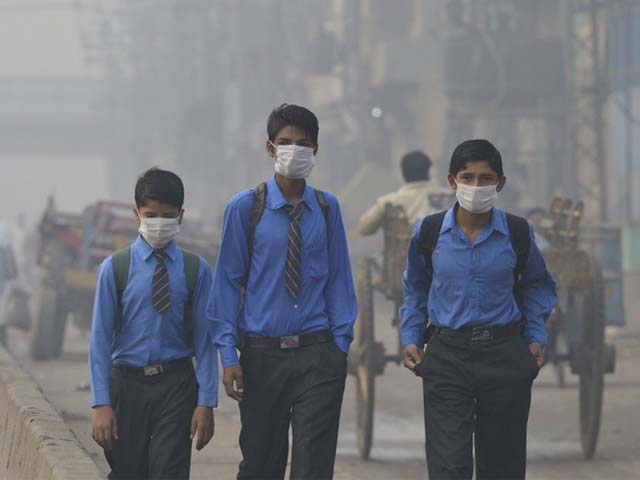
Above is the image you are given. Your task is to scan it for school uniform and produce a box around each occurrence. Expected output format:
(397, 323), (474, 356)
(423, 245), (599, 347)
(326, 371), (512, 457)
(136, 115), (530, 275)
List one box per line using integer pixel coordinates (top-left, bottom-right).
(401, 205), (556, 480)
(89, 236), (217, 480)
(211, 176), (357, 479)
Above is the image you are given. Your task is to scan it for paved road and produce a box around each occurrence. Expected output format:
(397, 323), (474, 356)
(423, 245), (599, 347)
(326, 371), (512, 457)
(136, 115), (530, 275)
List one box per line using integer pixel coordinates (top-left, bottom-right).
(6, 299), (640, 479)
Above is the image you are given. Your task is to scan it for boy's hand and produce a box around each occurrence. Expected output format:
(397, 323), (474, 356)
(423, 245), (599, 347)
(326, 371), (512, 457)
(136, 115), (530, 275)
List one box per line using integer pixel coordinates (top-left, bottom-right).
(190, 406), (214, 451)
(403, 344), (423, 374)
(92, 405), (118, 451)
(223, 365), (244, 402)
(529, 342), (545, 368)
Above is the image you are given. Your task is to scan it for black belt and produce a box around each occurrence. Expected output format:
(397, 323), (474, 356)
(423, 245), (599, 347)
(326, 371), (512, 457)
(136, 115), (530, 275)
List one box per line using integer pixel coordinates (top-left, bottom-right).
(242, 330), (333, 350)
(113, 357), (192, 377)
(434, 322), (522, 342)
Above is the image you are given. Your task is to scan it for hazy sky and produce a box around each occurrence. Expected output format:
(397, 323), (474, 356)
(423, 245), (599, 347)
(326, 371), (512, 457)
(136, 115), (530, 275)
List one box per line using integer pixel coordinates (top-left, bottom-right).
(1, 3), (106, 226)
(0, 4), (93, 78)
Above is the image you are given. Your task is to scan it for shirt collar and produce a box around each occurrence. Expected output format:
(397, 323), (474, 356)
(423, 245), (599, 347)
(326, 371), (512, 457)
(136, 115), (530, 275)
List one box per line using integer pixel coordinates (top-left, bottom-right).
(133, 235), (178, 262)
(440, 203), (509, 236)
(266, 175), (316, 212)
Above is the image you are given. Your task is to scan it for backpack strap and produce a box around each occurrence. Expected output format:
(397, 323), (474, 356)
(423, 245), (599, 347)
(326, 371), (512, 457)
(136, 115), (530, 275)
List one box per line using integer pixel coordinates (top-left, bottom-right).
(415, 211), (446, 344)
(505, 213), (530, 283)
(111, 246), (199, 347)
(314, 189), (331, 240)
(417, 211), (447, 271)
(244, 183), (331, 287)
(111, 247), (131, 334)
(248, 183), (268, 261)
(181, 249), (199, 348)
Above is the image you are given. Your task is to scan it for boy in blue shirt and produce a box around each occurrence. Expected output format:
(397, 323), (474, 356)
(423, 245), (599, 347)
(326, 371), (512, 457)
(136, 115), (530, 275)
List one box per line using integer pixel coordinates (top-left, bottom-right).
(210, 104), (357, 479)
(89, 168), (217, 480)
(402, 140), (556, 480)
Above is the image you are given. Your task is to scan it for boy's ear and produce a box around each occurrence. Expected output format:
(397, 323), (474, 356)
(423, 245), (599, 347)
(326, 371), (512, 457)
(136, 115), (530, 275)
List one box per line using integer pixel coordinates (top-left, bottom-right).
(447, 174), (457, 190)
(178, 209), (185, 225)
(497, 176), (507, 192)
(266, 140), (276, 159)
(313, 144), (319, 156)
(133, 208), (141, 225)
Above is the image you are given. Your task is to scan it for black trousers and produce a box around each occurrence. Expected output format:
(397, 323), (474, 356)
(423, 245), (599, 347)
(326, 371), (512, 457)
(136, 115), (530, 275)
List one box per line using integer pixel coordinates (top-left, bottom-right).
(106, 362), (198, 480)
(237, 340), (347, 480)
(416, 331), (540, 480)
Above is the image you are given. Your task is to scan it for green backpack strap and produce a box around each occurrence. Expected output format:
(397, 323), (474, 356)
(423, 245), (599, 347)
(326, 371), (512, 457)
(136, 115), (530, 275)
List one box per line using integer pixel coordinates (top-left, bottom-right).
(181, 249), (199, 348)
(111, 247), (132, 334)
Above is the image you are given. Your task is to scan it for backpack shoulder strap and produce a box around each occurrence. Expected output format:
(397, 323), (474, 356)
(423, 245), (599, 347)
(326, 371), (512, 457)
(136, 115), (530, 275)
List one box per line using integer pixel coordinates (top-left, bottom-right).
(314, 189), (331, 240)
(505, 213), (530, 281)
(314, 189), (330, 222)
(111, 247), (131, 333)
(248, 182), (268, 262)
(417, 211), (447, 268)
(180, 249), (199, 298)
(180, 249), (199, 348)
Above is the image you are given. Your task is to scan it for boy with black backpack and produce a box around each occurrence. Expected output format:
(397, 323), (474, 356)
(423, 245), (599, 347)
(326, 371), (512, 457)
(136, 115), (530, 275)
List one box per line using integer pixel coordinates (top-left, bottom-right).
(89, 168), (217, 480)
(210, 104), (357, 479)
(401, 140), (556, 480)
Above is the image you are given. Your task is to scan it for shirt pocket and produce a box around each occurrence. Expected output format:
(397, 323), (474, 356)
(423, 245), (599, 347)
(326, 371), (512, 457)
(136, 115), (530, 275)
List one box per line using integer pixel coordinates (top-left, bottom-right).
(306, 242), (328, 280)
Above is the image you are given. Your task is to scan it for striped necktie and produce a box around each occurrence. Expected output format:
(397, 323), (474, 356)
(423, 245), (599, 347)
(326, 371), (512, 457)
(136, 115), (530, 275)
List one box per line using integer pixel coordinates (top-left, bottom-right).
(152, 250), (171, 314)
(285, 203), (304, 298)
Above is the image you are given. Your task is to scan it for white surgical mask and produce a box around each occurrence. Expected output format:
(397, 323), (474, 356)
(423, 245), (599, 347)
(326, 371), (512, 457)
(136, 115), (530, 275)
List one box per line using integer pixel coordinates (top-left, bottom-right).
(455, 182), (499, 214)
(271, 142), (317, 179)
(138, 214), (181, 249)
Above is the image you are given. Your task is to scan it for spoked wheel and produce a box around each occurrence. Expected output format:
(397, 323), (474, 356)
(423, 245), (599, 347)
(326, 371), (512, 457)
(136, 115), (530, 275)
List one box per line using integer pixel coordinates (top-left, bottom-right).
(571, 261), (605, 459)
(351, 258), (376, 461)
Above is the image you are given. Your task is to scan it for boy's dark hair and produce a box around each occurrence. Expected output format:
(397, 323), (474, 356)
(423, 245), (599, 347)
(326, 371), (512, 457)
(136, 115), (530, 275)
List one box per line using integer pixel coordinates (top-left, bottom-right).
(449, 139), (504, 178)
(401, 150), (432, 182)
(135, 167), (184, 209)
(267, 103), (319, 144)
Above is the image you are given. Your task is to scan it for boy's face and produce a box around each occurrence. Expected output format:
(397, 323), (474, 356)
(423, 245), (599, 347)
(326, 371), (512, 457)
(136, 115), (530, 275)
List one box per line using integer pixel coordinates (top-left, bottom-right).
(266, 125), (318, 158)
(134, 200), (184, 226)
(447, 161), (506, 191)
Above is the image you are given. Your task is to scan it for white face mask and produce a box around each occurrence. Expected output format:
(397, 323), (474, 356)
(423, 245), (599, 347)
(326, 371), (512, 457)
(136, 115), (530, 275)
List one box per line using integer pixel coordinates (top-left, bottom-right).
(137, 214), (181, 249)
(455, 182), (499, 214)
(271, 142), (317, 179)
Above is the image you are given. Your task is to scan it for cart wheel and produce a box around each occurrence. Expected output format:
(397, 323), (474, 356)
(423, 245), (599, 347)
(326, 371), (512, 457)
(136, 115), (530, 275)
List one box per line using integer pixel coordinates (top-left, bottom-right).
(353, 258), (375, 461)
(29, 287), (67, 361)
(578, 260), (605, 459)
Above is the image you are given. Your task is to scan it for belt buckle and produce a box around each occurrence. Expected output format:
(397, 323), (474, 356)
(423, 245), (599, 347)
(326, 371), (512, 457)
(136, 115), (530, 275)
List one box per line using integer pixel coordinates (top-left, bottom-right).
(144, 364), (164, 376)
(280, 335), (300, 349)
(471, 327), (493, 342)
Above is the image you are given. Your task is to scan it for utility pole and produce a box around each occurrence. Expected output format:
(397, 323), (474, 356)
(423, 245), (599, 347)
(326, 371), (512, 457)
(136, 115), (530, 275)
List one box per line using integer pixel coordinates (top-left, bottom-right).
(568, 0), (609, 222)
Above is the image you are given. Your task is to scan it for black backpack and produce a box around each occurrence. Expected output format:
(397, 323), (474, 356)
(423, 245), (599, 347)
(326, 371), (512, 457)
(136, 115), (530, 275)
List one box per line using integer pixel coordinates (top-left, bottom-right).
(417, 210), (530, 339)
(243, 182), (330, 287)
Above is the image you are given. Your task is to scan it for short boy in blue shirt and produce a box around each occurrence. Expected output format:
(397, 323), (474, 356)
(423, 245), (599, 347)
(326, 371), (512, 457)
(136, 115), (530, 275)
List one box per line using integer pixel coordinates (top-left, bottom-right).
(89, 168), (217, 480)
(210, 104), (357, 479)
(402, 140), (556, 480)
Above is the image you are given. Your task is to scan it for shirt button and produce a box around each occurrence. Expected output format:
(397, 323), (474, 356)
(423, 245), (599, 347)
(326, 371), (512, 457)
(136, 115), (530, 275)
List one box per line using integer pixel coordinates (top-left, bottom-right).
(293, 304), (299, 309)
